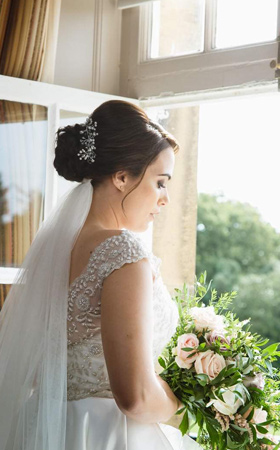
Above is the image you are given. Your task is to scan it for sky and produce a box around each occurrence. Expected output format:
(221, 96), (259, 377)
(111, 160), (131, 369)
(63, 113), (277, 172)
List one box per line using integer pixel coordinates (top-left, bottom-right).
(197, 93), (280, 232)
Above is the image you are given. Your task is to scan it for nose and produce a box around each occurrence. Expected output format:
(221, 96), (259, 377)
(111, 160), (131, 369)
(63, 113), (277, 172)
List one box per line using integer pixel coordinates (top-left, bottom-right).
(159, 190), (170, 206)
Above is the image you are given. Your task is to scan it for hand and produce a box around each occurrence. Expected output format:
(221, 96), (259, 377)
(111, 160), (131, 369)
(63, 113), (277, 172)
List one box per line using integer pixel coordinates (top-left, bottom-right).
(161, 408), (185, 429)
(155, 374), (184, 412)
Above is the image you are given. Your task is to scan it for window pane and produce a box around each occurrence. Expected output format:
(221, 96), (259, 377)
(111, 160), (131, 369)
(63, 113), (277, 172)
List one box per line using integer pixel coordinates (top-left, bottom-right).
(56, 110), (88, 199)
(197, 95), (280, 233)
(196, 94), (280, 345)
(150, 0), (205, 59)
(0, 101), (48, 269)
(215, 0), (278, 49)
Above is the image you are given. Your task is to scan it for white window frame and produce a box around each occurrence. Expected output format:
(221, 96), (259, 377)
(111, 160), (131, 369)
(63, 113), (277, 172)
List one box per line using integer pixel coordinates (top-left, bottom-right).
(0, 75), (139, 284)
(120, 0), (280, 99)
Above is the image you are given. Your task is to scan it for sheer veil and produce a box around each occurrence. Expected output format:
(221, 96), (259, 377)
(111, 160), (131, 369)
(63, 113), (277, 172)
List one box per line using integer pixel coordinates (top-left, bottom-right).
(0, 179), (93, 450)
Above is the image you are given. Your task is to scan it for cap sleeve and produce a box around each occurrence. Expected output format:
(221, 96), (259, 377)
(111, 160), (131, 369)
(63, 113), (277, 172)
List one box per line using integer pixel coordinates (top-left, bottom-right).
(98, 230), (152, 283)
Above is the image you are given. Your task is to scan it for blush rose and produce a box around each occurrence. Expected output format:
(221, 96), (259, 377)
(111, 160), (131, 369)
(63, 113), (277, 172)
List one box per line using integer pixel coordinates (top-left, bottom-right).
(173, 333), (199, 369)
(194, 349), (226, 381)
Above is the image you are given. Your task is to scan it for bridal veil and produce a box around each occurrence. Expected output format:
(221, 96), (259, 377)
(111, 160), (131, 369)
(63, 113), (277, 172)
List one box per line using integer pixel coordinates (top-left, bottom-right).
(0, 179), (93, 450)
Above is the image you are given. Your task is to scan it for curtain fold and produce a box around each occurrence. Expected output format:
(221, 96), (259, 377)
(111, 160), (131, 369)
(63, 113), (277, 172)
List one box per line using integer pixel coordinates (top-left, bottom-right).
(0, 0), (61, 83)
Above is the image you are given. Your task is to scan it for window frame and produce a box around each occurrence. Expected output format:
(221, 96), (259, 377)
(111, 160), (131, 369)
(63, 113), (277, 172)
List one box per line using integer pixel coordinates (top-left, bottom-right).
(120, 0), (280, 99)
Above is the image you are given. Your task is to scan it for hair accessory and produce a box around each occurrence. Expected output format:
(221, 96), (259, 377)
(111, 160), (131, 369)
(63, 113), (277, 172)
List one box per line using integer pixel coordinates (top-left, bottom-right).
(77, 117), (98, 164)
(147, 122), (162, 138)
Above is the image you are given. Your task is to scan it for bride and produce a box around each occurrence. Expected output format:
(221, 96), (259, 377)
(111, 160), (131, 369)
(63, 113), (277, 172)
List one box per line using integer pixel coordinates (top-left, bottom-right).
(0, 100), (200, 449)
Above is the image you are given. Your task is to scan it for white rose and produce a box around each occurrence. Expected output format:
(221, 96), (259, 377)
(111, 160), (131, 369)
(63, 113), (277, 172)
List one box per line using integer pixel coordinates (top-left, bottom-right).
(253, 408), (267, 424)
(207, 383), (246, 417)
(252, 408), (268, 438)
(194, 349), (226, 381)
(189, 306), (224, 332)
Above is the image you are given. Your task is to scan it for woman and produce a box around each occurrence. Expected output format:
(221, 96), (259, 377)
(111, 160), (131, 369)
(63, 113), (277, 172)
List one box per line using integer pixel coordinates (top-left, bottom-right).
(0, 100), (200, 450)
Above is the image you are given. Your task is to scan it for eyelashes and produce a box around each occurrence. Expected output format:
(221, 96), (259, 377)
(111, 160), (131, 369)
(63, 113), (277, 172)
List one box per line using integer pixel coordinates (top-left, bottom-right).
(157, 181), (167, 189)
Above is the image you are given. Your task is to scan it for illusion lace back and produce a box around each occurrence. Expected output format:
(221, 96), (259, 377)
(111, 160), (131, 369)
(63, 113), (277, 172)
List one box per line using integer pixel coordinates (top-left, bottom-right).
(67, 229), (179, 402)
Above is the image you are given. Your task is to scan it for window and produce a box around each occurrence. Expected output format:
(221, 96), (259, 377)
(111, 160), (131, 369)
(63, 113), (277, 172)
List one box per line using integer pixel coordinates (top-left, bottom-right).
(150, 0), (205, 59)
(141, 90), (280, 308)
(0, 101), (48, 269)
(215, 0), (278, 49)
(195, 92), (280, 346)
(120, 1), (279, 98)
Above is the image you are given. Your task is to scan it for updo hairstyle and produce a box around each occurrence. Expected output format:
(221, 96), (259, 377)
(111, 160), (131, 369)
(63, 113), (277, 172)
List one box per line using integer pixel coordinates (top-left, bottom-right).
(53, 100), (179, 205)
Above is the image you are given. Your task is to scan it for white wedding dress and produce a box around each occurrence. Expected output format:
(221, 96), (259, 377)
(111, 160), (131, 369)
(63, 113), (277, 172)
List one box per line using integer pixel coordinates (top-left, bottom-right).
(66, 229), (199, 450)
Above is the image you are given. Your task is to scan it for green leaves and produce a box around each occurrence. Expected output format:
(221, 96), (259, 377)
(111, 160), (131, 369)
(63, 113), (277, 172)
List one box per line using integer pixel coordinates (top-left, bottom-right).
(158, 356), (166, 369)
(262, 342), (280, 358)
(255, 424), (269, 435)
(210, 366), (228, 385)
(195, 374), (209, 387)
(178, 411), (189, 436)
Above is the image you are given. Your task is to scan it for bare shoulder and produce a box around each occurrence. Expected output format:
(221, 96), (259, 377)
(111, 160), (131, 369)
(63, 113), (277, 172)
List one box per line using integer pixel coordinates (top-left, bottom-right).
(89, 228), (124, 245)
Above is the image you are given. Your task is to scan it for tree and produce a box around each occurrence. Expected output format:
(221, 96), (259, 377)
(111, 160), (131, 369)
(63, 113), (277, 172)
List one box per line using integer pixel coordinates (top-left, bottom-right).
(231, 263), (280, 344)
(196, 193), (280, 293)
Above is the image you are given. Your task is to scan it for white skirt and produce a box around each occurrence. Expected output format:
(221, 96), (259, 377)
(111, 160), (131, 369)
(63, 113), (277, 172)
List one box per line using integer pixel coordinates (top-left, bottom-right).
(66, 397), (201, 450)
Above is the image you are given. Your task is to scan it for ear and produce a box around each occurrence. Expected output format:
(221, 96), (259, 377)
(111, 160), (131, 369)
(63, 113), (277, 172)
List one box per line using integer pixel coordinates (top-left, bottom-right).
(111, 171), (129, 191)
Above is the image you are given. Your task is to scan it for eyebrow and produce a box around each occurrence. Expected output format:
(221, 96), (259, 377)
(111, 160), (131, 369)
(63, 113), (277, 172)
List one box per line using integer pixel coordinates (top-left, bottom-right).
(157, 173), (172, 180)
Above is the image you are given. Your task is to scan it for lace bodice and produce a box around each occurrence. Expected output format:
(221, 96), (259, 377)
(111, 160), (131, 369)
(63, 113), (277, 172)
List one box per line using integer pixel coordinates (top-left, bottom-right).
(67, 229), (179, 401)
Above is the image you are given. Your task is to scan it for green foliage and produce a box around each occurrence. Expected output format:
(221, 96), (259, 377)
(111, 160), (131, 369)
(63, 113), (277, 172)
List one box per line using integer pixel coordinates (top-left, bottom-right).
(196, 193), (280, 285)
(230, 267), (280, 346)
(159, 275), (280, 450)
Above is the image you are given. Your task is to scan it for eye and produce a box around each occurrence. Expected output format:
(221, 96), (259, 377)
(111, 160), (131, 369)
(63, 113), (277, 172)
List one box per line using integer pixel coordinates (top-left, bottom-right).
(157, 181), (167, 189)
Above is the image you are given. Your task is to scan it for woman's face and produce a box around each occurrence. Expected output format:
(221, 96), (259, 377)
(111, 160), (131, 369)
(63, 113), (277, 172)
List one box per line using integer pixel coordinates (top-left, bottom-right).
(121, 147), (175, 232)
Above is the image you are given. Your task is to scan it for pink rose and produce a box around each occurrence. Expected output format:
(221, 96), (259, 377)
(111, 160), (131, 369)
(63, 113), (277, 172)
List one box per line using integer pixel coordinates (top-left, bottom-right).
(205, 330), (231, 350)
(194, 349), (226, 381)
(243, 373), (265, 390)
(173, 333), (199, 369)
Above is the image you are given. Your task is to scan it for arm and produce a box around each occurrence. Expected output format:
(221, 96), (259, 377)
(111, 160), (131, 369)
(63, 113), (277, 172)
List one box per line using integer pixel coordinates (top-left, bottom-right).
(101, 257), (181, 423)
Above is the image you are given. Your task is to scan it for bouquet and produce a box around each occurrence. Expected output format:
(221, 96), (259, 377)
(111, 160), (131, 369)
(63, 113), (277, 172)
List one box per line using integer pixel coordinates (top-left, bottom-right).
(158, 272), (280, 450)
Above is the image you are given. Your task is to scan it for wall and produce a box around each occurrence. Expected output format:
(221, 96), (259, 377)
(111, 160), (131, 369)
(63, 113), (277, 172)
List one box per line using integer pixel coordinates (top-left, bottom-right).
(54, 0), (122, 95)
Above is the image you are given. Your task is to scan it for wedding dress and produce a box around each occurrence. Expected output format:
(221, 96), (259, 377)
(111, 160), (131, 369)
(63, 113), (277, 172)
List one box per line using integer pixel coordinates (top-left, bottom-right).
(66, 228), (200, 450)
(0, 179), (200, 450)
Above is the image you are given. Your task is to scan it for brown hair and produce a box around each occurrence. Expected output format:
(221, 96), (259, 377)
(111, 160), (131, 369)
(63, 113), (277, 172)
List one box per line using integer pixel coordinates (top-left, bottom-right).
(53, 100), (179, 210)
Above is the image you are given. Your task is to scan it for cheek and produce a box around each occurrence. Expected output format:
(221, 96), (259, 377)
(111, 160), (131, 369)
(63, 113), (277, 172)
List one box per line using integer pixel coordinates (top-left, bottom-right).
(126, 183), (159, 213)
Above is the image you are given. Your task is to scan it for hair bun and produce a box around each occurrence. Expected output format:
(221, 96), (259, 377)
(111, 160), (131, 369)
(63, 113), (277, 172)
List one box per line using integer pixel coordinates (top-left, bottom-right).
(53, 123), (95, 182)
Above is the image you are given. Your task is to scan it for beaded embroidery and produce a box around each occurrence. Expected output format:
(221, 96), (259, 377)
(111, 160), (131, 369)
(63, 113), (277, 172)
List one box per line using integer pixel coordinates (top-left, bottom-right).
(67, 229), (178, 401)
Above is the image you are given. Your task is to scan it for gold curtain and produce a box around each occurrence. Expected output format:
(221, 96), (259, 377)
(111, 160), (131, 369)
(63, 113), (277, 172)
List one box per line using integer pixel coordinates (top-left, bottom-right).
(0, 0), (61, 83)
